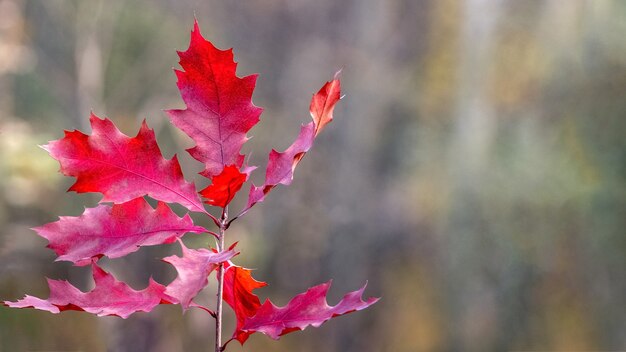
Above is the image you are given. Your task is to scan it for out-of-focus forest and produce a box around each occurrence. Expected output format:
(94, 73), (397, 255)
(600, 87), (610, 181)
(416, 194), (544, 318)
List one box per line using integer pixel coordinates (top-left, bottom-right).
(1, 0), (625, 351)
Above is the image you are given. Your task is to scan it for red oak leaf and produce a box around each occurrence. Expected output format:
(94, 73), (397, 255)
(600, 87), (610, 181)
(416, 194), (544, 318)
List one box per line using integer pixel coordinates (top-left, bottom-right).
(223, 262), (268, 344)
(34, 197), (206, 266)
(242, 75), (341, 214)
(166, 20), (262, 178)
(241, 281), (378, 340)
(310, 72), (342, 137)
(3, 263), (167, 319)
(163, 241), (238, 309)
(199, 165), (248, 208)
(44, 113), (205, 213)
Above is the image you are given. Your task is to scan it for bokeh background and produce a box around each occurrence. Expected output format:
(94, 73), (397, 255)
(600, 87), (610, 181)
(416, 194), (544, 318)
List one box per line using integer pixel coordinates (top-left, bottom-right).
(1, 0), (625, 351)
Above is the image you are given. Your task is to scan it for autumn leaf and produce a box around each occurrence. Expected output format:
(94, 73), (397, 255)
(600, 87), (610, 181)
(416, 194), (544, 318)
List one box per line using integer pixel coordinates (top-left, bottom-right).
(163, 241), (238, 310)
(222, 262), (267, 344)
(310, 72), (342, 137)
(44, 113), (205, 213)
(166, 20), (262, 179)
(199, 165), (249, 208)
(34, 197), (206, 266)
(3, 263), (167, 319)
(241, 281), (378, 340)
(243, 74), (341, 214)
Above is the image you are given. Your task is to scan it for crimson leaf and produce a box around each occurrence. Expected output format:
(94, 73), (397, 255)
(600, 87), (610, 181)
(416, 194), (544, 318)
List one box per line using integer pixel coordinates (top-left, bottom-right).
(241, 281), (378, 340)
(223, 262), (268, 344)
(3, 263), (167, 319)
(163, 241), (238, 310)
(199, 165), (249, 208)
(166, 20), (262, 179)
(243, 73), (341, 214)
(34, 197), (206, 266)
(44, 113), (204, 213)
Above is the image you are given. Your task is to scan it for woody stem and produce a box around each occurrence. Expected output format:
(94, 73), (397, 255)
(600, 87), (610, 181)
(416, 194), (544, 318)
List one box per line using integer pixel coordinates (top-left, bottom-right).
(215, 206), (227, 352)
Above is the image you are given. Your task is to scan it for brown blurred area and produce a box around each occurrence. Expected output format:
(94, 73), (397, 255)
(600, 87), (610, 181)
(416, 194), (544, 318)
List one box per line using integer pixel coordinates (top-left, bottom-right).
(1, 0), (625, 351)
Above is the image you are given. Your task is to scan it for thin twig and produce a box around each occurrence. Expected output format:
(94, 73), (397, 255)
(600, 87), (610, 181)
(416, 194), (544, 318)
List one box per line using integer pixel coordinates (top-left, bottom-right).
(214, 205), (228, 352)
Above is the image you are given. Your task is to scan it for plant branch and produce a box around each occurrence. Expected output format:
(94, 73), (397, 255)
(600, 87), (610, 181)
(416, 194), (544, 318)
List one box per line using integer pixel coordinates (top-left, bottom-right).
(214, 205), (228, 352)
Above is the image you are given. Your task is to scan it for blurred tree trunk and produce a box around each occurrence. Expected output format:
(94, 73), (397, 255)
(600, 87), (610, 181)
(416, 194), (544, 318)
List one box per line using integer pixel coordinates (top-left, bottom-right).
(445, 0), (502, 350)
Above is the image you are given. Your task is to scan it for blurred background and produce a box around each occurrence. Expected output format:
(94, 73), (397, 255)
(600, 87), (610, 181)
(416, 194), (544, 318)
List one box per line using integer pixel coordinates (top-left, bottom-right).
(1, 0), (625, 351)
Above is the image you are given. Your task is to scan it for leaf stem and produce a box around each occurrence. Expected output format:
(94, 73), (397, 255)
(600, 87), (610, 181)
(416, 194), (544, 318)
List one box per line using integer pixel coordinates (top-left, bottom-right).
(192, 304), (216, 318)
(204, 208), (221, 228)
(214, 205), (228, 352)
(221, 337), (235, 350)
(207, 230), (220, 239)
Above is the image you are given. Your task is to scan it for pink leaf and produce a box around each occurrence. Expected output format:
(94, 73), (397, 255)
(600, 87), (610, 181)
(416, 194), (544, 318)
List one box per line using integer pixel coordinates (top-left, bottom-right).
(166, 20), (263, 178)
(163, 241), (237, 309)
(34, 197), (206, 266)
(44, 113), (205, 213)
(3, 263), (167, 319)
(243, 74), (341, 214)
(223, 262), (267, 344)
(241, 281), (378, 340)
